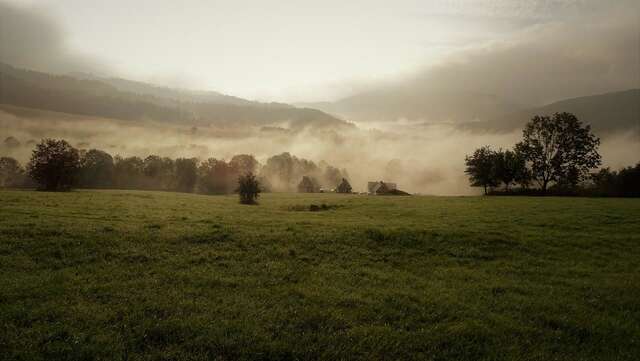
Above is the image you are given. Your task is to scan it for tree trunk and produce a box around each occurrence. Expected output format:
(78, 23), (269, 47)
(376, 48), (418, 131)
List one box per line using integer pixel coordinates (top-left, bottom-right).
(484, 184), (487, 195)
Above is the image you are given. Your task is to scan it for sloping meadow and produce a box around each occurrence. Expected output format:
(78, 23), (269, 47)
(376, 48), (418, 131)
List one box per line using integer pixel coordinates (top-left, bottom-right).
(1, 190), (639, 360)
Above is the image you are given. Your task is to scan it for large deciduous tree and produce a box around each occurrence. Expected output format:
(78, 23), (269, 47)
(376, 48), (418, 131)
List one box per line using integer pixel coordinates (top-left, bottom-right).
(464, 146), (498, 195)
(515, 113), (600, 192)
(27, 139), (80, 191)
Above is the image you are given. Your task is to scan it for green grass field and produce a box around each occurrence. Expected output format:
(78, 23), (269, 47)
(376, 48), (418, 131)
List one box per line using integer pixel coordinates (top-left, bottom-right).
(1, 190), (639, 360)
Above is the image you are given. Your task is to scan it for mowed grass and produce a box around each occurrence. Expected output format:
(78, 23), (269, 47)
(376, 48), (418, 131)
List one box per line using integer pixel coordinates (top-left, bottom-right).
(0, 190), (639, 361)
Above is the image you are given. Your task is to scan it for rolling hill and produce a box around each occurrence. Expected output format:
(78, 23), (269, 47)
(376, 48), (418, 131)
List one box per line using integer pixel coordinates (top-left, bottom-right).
(0, 63), (352, 131)
(305, 85), (639, 135)
(480, 89), (640, 135)
(301, 88), (523, 125)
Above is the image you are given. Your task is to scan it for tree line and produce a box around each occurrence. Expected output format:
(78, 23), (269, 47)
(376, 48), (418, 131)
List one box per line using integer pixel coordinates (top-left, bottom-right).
(0, 139), (353, 195)
(465, 112), (639, 197)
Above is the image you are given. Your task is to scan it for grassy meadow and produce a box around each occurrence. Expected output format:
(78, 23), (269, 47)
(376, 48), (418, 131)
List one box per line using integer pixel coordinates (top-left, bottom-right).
(0, 189), (639, 360)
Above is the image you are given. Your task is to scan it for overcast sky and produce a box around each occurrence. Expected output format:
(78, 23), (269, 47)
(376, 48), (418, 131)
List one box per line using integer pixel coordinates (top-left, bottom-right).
(1, 0), (638, 102)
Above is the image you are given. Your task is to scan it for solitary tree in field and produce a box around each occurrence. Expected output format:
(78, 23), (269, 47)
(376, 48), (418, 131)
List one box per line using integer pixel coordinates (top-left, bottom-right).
(465, 146), (498, 195)
(27, 139), (80, 191)
(515, 112), (600, 192)
(336, 178), (352, 193)
(237, 172), (260, 204)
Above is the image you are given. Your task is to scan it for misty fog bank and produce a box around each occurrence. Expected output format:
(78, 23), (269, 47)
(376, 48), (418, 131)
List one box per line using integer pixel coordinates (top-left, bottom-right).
(2, 107), (637, 195)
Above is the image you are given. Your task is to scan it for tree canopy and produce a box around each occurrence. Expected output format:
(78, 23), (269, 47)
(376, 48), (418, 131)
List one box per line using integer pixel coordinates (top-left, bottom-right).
(27, 139), (80, 191)
(515, 112), (600, 192)
(493, 149), (530, 191)
(79, 149), (114, 188)
(465, 113), (602, 195)
(297, 176), (320, 193)
(464, 146), (498, 195)
(174, 158), (198, 192)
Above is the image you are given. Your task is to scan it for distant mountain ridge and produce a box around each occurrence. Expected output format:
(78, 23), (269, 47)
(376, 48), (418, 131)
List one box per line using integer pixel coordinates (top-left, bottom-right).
(69, 72), (290, 108)
(299, 87), (524, 124)
(1, 62), (636, 135)
(482, 89), (640, 135)
(0, 63), (351, 130)
(303, 83), (639, 135)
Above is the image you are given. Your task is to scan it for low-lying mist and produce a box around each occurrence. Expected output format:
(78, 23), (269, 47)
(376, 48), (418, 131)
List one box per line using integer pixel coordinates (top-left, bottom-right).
(1, 106), (637, 195)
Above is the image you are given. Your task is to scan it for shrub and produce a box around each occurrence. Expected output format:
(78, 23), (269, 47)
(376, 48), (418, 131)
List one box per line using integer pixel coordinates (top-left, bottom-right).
(237, 172), (260, 204)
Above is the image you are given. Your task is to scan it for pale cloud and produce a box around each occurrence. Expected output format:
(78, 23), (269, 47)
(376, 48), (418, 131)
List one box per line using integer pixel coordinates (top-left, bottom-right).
(0, 0), (637, 102)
